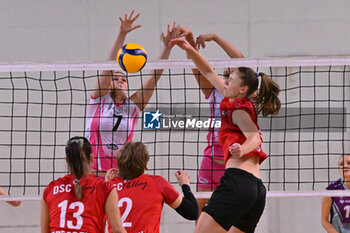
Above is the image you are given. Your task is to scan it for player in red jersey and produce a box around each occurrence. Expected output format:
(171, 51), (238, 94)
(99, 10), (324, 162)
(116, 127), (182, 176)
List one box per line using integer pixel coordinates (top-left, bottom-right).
(170, 38), (280, 233)
(105, 141), (199, 233)
(173, 25), (245, 219)
(41, 136), (126, 233)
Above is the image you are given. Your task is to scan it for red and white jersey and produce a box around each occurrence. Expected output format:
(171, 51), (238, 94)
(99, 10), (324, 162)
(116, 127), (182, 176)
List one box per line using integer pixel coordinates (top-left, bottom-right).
(205, 88), (224, 160)
(219, 97), (267, 164)
(86, 93), (140, 171)
(108, 174), (180, 233)
(43, 174), (114, 233)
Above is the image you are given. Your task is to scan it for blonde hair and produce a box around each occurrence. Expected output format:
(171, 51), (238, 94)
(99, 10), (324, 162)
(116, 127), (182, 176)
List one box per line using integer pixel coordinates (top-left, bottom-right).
(109, 71), (127, 100)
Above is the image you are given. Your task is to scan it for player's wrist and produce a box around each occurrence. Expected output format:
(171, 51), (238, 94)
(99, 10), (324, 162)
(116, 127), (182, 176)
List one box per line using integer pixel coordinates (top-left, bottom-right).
(212, 34), (219, 42)
(181, 184), (191, 194)
(118, 30), (128, 36)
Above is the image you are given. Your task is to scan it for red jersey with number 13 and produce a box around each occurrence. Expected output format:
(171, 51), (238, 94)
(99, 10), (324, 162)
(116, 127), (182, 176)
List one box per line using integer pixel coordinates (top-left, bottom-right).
(43, 174), (114, 233)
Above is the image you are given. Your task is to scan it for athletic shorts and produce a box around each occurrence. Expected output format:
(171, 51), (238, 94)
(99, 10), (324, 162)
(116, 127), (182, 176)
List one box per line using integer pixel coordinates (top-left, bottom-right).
(197, 155), (225, 191)
(203, 168), (266, 233)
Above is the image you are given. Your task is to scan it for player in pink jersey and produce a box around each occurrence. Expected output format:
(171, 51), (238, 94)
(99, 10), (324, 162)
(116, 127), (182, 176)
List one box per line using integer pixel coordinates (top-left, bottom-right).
(170, 37), (280, 233)
(86, 11), (179, 176)
(322, 154), (350, 232)
(105, 141), (199, 233)
(41, 136), (126, 233)
(174, 25), (245, 217)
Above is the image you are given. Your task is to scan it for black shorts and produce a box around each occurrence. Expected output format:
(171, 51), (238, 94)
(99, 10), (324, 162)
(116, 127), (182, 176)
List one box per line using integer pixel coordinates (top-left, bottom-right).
(202, 168), (266, 233)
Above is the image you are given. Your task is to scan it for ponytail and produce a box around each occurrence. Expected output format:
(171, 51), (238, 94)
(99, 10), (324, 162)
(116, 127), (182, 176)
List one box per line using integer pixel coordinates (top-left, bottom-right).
(255, 72), (281, 117)
(237, 67), (281, 117)
(74, 180), (83, 200)
(65, 136), (92, 200)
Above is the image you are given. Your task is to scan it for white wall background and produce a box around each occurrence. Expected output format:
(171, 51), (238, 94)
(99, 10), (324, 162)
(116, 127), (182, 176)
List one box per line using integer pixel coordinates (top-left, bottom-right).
(1, 0), (350, 232)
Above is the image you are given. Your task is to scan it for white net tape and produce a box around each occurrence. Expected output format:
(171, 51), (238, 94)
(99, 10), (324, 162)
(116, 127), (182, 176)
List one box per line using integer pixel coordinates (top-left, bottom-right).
(1, 56), (350, 72)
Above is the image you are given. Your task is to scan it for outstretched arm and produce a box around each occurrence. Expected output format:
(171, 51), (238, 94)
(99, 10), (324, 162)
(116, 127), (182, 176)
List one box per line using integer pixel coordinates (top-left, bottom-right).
(196, 33), (244, 58)
(176, 25), (214, 97)
(91, 10), (141, 99)
(168, 170), (199, 220)
(170, 37), (225, 95)
(130, 22), (177, 110)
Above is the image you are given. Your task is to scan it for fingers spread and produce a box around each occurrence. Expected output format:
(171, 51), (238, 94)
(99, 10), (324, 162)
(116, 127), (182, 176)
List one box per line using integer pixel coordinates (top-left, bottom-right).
(131, 13), (140, 22)
(128, 10), (134, 19)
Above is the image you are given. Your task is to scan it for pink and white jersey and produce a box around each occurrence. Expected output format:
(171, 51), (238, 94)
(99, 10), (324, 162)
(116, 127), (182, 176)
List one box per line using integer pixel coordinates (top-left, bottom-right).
(205, 88), (224, 160)
(86, 93), (140, 171)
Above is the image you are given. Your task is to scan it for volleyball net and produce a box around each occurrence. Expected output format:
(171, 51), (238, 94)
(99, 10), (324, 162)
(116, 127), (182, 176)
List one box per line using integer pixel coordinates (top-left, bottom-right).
(0, 57), (349, 201)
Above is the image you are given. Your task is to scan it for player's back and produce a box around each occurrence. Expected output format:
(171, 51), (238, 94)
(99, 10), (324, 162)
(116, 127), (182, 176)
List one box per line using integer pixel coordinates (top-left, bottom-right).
(43, 174), (113, 233)
(109, 174), (180, 233)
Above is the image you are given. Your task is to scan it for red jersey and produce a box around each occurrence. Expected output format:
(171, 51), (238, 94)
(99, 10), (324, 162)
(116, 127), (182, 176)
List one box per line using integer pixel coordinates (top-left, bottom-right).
(43, 174), (114, 233)
(108, 174), (180, 233)
(219, 97), (267, 164)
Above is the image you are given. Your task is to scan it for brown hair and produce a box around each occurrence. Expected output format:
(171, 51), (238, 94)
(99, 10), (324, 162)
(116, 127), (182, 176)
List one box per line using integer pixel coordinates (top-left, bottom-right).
(65, 136), (92, 200)
(117, 142), (149, 180)
(237, 67), (281, 117)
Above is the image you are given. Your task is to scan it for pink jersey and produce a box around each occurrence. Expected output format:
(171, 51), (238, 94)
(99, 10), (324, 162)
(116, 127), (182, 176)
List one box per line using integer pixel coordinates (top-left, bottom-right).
(86, 93), (140, 171)
(108, 174), (180, 233)
(205, 88), (224, 160)
(43, 174), (114, 233)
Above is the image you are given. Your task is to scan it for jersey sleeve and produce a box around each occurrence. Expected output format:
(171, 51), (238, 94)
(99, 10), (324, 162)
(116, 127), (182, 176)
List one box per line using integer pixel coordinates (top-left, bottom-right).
(43, 181), (53, 203)
(231, 98), (254, 117)
(326, 179), (342, 190)
(100, 180), (114, 201)
(152, 176), (180, 205)
(89, 93), (110, 103)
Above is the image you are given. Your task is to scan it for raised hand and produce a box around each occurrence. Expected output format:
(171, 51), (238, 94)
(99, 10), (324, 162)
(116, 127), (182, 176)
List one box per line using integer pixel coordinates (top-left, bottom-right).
(119, 10), (142, 34)
(175, 170), (190, 186)
(161, 22), (178, 48)
(169, 37), (193, 51)
(195, 33), (217, 50)
(175, 25), (193, 38)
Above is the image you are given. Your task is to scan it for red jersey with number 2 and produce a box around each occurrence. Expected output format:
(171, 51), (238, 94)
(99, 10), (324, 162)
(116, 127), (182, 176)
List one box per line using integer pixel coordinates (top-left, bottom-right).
(108, 174), (180, 233)
(43, 174), (113, 233)
(219, 97), (267, 164)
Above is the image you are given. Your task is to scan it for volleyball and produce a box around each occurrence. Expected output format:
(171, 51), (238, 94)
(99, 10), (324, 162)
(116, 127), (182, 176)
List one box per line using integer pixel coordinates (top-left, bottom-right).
(117, 43), (147, 73)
